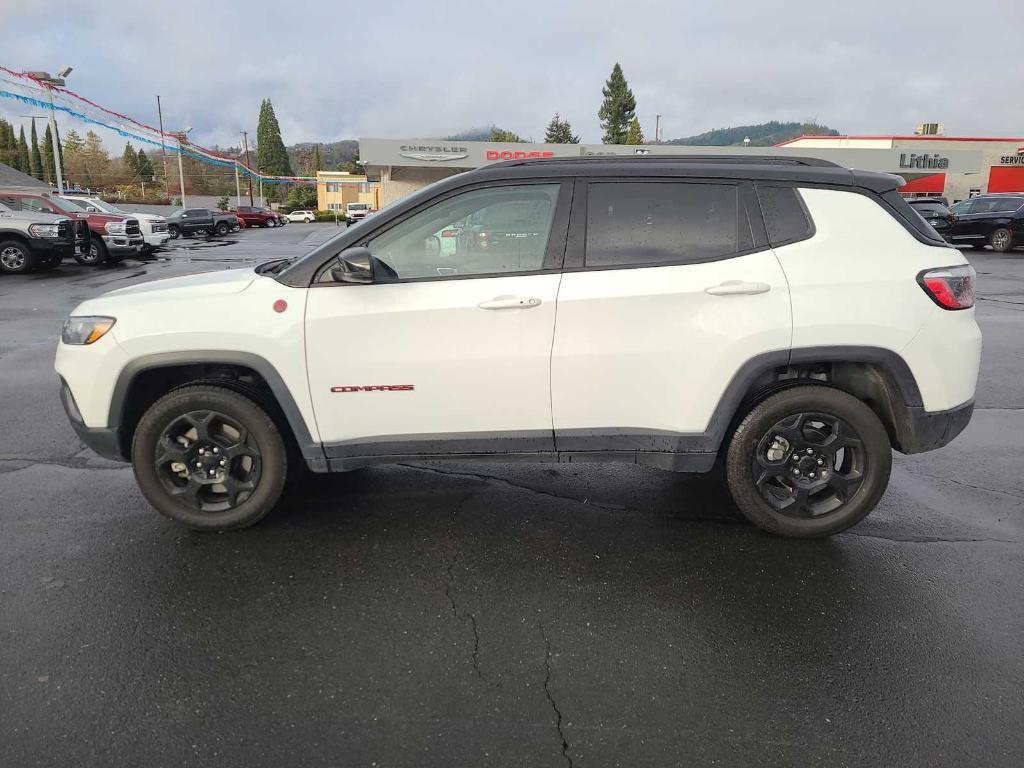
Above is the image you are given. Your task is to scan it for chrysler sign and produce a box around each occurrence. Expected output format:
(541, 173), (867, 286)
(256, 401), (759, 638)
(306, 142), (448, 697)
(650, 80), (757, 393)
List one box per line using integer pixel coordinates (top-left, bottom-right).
(399, 145), (469, 162)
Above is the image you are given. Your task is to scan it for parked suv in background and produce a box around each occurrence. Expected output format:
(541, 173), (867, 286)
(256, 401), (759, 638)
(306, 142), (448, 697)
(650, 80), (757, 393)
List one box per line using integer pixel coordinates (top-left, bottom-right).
(0, 205), (77, 273)
(286, 210), (315, 223)
(56, 156), (980, 538)
(907, 198), (954, 238)
(232, 205), (284, 228)
(62, 195), (170, 252)
(947, 194), (1024, 252)
(0, 192), (140, 265)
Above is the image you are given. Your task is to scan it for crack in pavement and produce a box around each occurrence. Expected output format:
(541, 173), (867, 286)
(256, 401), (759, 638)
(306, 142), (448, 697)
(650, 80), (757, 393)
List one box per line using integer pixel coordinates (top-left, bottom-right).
(841, 530), (1021, 545)
(904, 470), (1024, 502)
(0, 456), (129, 474)
(440, 491), (490, 683)
(539, 622), (573, 768)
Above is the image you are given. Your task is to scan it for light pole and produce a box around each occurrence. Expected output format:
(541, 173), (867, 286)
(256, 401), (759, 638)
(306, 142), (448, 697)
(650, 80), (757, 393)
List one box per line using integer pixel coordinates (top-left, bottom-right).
(26, 66), (72, 192)
(174, 127), (192, 207)
(156, 95), (170, 197)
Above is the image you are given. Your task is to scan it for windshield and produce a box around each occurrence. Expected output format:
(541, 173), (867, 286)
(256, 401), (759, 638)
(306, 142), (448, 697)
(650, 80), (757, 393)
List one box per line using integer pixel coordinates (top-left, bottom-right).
(50, 197), (88, 213)
(82, 198), (121, 214)
(348, 203), (369, 211)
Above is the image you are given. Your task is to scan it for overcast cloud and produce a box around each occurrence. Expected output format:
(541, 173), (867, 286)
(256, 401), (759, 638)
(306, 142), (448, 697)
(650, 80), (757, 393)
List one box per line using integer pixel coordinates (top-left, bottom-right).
(1, 0), (1022, 151)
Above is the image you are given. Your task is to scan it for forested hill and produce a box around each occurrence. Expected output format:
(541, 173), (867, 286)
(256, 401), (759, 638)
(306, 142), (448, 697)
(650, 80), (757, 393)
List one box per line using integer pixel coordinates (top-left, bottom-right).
(666, 121), (840, 147)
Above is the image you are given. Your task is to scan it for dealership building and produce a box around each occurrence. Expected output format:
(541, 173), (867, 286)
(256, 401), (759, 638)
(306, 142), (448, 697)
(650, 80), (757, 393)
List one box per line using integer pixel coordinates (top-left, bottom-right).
(357, 135), (1024, 207)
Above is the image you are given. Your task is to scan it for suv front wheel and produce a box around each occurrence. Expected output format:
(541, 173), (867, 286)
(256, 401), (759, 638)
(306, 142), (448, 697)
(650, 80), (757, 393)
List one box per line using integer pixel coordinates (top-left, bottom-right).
(131, 385), (288, 530)
(725, 386), (891, 538)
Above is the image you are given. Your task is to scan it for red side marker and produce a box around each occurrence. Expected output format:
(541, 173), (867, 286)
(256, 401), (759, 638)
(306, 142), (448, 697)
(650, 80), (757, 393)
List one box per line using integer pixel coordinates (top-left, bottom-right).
(273, 299), (288, 313)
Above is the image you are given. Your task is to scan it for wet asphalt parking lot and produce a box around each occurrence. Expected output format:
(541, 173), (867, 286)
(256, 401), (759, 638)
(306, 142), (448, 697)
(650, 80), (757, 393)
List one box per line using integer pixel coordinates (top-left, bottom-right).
(1, 223), (1022, 767)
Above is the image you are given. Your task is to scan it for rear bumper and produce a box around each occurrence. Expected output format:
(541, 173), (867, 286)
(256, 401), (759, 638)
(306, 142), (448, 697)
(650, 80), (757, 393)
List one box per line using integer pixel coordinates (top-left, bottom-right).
(896, 399), (974, 454)
(58, 377), (126, 462)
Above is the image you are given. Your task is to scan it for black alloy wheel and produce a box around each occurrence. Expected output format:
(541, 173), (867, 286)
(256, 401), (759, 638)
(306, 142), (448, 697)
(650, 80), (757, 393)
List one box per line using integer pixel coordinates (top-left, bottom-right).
(215, 222), (230, 236)
(725, 386), (891, 538)
(132, 385), (287, 530)
(77, 237), (107, 265)
(168, 224), (180, 239)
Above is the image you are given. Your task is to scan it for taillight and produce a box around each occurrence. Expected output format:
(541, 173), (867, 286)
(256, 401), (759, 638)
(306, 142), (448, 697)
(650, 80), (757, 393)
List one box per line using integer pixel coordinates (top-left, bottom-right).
(918, 265), (975, 310)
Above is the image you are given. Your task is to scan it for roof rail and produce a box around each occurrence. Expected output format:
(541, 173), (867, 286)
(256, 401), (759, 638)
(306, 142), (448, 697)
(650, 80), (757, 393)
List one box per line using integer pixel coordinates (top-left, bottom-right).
(497, 154), (842, 169)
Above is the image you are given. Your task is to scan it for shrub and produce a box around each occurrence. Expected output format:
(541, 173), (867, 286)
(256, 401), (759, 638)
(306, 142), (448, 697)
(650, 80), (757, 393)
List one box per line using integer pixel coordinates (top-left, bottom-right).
(315, 209), (348, 223)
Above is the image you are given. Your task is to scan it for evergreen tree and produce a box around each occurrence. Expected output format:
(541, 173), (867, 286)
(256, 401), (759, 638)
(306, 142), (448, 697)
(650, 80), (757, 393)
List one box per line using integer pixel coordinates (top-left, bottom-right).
(544, 113), (580, 144)
(255, 98), (293, 176)
(54, 124), (64, 171)
(0, 119), (14, 168)
(598, 63), (637, 144)
(15, 126), (30, 172)
(308, 144), (322, 176)
(136, 149), (155, 182)
(63, 128), (84, 155)
(122, 141), (140, 177)
(625, 116), (645, 145)
(29, 119), (43, 179)
(489, 127), (524, 142)
(41, 125), (55, 184)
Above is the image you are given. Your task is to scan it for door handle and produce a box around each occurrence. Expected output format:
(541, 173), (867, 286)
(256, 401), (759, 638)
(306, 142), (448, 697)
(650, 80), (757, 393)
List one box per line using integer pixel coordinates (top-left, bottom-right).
(477, 295), (543, 310)
(704, 281), (772, 296)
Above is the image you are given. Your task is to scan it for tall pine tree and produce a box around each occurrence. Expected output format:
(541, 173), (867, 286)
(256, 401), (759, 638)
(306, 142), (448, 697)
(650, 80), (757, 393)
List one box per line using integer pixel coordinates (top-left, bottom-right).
(544, 113), (580, 144)
(15, 126), (30, 172)
(255, 99), (293, 176)
(308, 144), (322, 176)
(136, 148), (155, 182)
(41, 124), (55, 184)
(29, 119), (43, 179)
(0, 119), (14, 168)
(122, 141), (140, 177)
(598, 63), (637, 145)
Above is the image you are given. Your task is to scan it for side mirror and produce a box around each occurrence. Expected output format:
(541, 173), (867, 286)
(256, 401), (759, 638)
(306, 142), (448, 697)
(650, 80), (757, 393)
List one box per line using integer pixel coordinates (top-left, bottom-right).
(332, 247), (374, 283)
(85, 206), (98, 212)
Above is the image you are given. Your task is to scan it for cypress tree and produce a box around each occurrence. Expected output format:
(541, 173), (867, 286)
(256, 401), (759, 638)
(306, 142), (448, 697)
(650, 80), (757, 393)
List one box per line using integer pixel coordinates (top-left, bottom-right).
(598, 63), (637, 144)
(40, 125), (54, 184)
(122, 141), (140, 176)
(137, 148), (155, 181)
(0, 119), (14, 167)
(15, 126), (30, 172)
(30, 119), (44, 179)
(625, 116), (645, 145)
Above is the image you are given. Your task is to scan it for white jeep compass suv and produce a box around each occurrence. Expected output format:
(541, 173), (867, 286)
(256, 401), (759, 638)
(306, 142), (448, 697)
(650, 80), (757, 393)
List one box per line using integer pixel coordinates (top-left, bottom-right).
(55, 156), (981, 537)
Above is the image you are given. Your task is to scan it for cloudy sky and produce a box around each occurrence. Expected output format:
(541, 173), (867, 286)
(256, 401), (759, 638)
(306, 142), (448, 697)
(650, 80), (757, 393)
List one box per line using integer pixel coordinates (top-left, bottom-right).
(1, 0), (1022, 152)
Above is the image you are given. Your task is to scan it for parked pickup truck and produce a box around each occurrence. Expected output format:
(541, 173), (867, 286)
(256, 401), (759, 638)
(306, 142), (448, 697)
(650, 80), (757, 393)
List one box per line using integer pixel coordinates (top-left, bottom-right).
(0, 191), (139, 265)
(165, 208), (240, 239)
(62, 194), (170, 252)
(0, 205), (78, 274)
(232, 205), (286, 228)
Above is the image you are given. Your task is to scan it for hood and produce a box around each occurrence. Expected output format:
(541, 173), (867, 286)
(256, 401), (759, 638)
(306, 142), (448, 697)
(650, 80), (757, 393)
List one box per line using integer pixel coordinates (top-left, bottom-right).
(123, 211), (163, 222)
(0, 209), (67, 224)
(100, 267), (258, 300)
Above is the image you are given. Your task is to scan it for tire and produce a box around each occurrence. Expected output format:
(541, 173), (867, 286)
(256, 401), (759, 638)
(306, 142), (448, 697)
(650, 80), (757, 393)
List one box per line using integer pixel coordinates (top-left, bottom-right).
(131, 385), (288, 530)
(725, 386), (892, 538)
(266, 218), (276, 228)
(75, 236), (107, 266)
(305, 217), (313, 224)
(990, 227), (1013, 253)
(168, 224), (180, 239)
(215, 222), (230, 236)
(0, 239), (36, 274)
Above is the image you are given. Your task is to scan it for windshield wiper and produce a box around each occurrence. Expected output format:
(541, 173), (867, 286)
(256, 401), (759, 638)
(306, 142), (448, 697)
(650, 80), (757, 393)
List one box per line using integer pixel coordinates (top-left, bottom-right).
(255, 257), (294, 275)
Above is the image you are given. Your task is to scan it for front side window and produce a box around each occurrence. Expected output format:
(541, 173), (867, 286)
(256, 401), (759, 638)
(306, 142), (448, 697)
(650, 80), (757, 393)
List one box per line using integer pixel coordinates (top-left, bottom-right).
(0, 195), (43, 213)
(368, 183), (560, 280)
(585, 182), (743, 267)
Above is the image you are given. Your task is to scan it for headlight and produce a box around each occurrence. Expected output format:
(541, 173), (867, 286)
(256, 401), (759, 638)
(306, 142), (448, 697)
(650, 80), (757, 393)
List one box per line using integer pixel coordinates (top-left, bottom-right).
(104, 221), (127, 235)
(61, 316), (116, 345)
(28, 223), (61, 238)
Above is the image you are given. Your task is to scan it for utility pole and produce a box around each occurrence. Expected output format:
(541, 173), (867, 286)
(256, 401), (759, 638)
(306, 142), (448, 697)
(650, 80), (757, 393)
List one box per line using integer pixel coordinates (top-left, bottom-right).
(240, 131), (254, 206)
(655, 114), (662, 144)
(234, 164), (242, 207)
(174, 127), (192, 208)
(156, 95), (169, 197)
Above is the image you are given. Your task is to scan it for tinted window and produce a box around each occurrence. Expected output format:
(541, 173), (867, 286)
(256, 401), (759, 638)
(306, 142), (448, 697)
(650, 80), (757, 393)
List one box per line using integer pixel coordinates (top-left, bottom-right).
(756, 185), (813, 245)
(585, 182), (741, 267)
(992, 198), (1024, 213)
(950, 200), (973, 215)
(368, 183), (560, 279)
(185, 209), (207, 216)
(911, 203), (948, 216)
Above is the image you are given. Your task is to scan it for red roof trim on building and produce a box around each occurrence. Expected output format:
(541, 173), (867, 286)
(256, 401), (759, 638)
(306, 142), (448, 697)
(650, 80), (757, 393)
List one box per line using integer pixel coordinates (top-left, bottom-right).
(776, 135), (1024, 146)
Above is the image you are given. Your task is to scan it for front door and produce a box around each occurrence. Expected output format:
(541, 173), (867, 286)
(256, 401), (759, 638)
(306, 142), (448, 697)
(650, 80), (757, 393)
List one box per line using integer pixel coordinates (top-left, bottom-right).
(304, 180), (571, 461)
(550, 179), (792, 461)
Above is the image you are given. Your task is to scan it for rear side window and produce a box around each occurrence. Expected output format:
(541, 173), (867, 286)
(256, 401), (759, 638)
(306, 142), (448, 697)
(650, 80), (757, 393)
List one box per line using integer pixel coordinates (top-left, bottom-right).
(755, 185), (813, 246)
(585, 182), (745, 267)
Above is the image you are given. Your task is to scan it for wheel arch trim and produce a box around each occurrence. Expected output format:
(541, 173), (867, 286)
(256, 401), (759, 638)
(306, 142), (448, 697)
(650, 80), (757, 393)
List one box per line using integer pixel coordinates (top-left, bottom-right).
(108, 350), (322, 459)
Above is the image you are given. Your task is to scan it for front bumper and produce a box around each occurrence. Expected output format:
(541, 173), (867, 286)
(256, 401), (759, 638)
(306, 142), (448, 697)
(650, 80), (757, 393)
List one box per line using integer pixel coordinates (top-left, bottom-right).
(58, 377), (126, 462)
(896, 399), (974, 454)
(30, 237), (76, 259)
(103, 234), (144, 254)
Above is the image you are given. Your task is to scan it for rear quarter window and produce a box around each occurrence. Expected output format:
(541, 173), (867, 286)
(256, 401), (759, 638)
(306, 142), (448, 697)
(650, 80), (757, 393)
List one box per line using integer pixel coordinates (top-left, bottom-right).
(755, 185), (813, 246)
(881, 190), (948, 245)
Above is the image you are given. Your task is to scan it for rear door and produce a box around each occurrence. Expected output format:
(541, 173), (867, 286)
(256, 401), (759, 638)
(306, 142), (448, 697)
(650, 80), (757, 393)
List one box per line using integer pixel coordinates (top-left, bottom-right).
(550, 178), (791, 458)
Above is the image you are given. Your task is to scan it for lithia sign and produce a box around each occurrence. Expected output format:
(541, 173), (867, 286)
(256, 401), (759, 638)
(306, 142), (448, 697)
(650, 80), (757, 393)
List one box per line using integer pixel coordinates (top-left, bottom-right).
(898, 153), (950, 170)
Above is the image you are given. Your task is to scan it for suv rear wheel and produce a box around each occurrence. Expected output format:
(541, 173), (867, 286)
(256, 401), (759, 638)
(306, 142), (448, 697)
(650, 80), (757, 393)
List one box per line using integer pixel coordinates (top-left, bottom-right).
(215, 221), (230, 236)
(0, 240), (36, 274)
(131, 385), (288, 530)
(725, 386), (891, 538)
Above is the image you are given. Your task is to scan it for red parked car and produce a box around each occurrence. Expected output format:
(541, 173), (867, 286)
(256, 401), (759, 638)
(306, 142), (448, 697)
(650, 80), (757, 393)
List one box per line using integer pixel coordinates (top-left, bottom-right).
(0, 192), (142, 265)
(231, 205), (286, 228)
